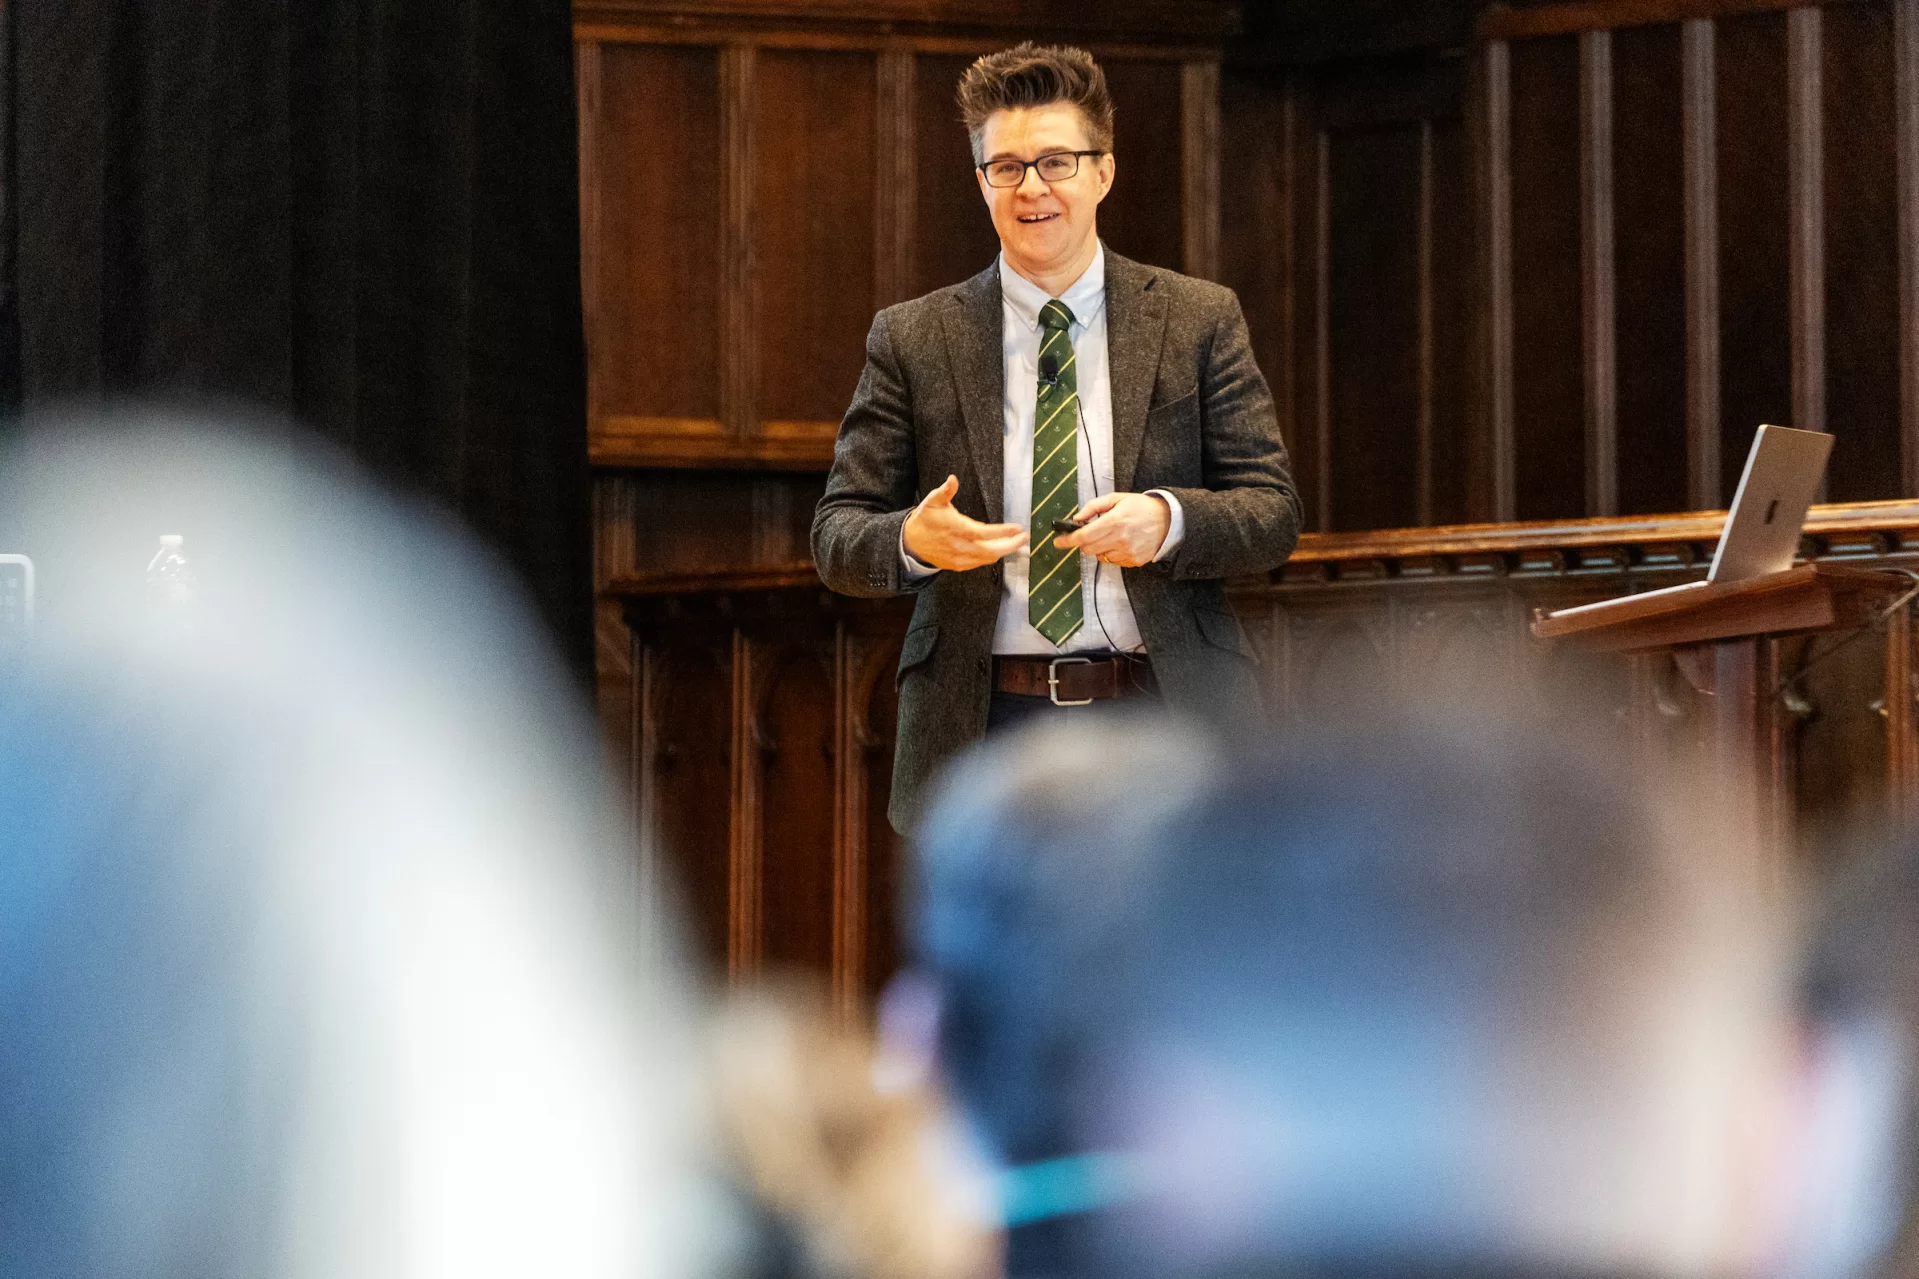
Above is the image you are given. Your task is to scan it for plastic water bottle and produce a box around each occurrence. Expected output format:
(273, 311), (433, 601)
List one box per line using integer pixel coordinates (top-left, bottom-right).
(145, 534), (198, 634)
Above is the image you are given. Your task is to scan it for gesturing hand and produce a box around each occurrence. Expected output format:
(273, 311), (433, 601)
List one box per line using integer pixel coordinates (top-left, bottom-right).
(903, 475), (1028, 571)
(1054, 492), (1171, 568)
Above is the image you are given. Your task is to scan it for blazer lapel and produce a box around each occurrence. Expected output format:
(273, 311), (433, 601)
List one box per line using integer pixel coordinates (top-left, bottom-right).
(942, 262), (1006, 523)
(1104, 250), (1167, 495)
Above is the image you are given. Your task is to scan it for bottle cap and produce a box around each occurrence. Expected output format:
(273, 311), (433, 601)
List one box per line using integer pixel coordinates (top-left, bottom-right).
(159, 534), (184, 547)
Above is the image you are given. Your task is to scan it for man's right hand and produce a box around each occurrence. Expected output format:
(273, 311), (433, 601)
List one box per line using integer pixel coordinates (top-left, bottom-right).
(903, 475), (1027, 571)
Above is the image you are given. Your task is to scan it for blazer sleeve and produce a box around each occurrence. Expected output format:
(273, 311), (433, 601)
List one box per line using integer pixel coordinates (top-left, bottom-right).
(811, 306), (925, 598)
(1155, 291), (1303, 581)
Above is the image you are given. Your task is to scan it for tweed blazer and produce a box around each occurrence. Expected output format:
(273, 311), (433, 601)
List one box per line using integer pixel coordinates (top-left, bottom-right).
(812, 250), (1302, 832)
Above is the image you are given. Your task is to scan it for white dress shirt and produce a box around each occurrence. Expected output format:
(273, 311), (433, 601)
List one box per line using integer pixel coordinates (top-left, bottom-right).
(901, 243), (1185, 655)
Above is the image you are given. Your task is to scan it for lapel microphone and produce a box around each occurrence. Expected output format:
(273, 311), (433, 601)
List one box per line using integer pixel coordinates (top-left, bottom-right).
(1038, 353), (1060, 386)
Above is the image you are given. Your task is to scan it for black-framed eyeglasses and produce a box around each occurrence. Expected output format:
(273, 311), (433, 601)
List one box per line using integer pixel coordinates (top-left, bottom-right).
(978, 150), (1104, 189)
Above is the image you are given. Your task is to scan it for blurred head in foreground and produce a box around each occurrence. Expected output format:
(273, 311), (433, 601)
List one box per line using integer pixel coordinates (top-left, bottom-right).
(0, 415), (714, 1279)
(905, 710), (1223, 1276)
(1088, 709), (1796, 1279)
(1800, 837), (1919, 1279)
(915, 703), (1802, 1279)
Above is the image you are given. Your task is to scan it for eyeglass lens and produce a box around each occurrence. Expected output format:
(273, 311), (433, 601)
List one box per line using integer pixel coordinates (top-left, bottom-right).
(983, 153), (1083, 188)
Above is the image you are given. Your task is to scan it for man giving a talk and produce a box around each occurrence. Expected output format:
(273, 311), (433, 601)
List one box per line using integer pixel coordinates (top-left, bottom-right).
(813, 43), (1301, 833)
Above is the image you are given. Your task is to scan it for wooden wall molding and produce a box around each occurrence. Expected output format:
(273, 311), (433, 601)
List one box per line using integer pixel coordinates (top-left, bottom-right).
(574, 0), (1236, 43)
(606, 499), (1919, 594)
(1480, 0), (1870, 42)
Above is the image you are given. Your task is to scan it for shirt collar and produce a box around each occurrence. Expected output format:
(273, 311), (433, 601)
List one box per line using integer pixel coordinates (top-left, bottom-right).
(998, 241), (1107, 332)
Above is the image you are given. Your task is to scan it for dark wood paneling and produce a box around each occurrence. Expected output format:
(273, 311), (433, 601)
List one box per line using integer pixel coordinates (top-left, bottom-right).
(1509, 35), (1587, 520)
(913, 53), (1001, 294)
(758, 644), (839, 971)
(1327, 124), (1424, 531)
(754, 50), (880, 427)
(609, 498), (1919, 988)
(1613, 22), (1691, 514)
(1219, 66), (1293, 447)
(646, 642), (735, 966)
(589, 44), (723, 422)
(1716, 11), (1793, 491)
(1824, 0), (1903, 501)
(1430, 117), (1474, 526)
(1098, 58), (1186, 270)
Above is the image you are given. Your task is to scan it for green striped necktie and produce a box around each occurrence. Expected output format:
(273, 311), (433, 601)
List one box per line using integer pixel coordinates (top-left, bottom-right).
(1029, 298), (1083, 647)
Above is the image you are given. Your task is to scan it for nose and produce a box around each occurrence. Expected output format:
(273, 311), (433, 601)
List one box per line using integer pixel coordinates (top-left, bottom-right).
(1016, 163), (1049, 198)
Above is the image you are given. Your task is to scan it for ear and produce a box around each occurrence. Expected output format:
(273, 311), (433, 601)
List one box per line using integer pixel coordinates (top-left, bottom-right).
(1095, 151), (1115, 204)
(976, 164), (994, 208)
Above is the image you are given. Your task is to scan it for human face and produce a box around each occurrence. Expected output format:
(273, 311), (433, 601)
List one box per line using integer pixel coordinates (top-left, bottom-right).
(975, 104), (1114, 288)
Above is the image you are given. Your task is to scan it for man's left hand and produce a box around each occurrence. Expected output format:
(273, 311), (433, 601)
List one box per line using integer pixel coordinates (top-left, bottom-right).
(1053, 492), (1170, 567)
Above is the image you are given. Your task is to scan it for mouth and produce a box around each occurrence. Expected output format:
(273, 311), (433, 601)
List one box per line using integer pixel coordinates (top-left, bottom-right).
(1017, 212), (1061, 224)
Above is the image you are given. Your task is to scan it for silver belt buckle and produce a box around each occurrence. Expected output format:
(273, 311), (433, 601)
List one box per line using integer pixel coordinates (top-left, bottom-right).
(1048, 656), (1095, 706)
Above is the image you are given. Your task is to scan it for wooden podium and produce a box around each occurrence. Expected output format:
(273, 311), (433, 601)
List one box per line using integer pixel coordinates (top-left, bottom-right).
(1532, 563), (1914, 854)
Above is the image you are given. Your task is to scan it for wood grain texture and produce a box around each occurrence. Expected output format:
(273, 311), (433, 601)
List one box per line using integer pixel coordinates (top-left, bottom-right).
(875, 50), (917, 309)
(1481, 0), (1865, 42)
(722, 44), (758, 438)
(1716, 12), (1793, 493)
(1182, 58), (1222, 280)
(1788, 6), (1827, 438)
(912, 52), (1001, 294)
(753, 49), (880, 425)
(585, 43), (723, 422)
(1685, 18), (1724, 508)
(1823, 1), (1903, 501)
(1581, 29), (1619, 517)
(1098, 58), (1186, 270)
(1486, 41), (1519, 521)
(1613, 22), (1690, 515)
(1901, 0), (1919, 496)
(574, 0), (1237, 41)
(1509, 34), (1585, 521)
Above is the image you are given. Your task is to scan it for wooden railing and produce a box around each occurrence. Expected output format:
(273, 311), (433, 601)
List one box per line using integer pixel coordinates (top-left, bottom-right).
(602, 499), (1919, 997)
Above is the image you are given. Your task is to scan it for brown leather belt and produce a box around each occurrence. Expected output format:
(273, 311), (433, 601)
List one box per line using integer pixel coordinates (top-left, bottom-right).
(993, 654), (1154, 705)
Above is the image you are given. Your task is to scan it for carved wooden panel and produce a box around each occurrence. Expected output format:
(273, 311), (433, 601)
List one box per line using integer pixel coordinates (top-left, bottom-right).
(754, 51), (880, 437)
(583, 44), (724, 431)
(606, 501), (1919, 997)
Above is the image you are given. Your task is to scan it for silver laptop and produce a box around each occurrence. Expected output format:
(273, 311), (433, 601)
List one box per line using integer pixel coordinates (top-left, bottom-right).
(1545, 425), (1831, 620)
(1706, 424), (1832, 582)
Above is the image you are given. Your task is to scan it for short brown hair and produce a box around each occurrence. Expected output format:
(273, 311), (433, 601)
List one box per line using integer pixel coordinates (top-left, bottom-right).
(956, 43), (1115, 164)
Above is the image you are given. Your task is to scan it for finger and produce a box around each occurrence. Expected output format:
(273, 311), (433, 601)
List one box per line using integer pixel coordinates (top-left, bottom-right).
(920, 474), (959, 510)
(979, 532), (1028, 560)
(1076, 492), (1125, 518)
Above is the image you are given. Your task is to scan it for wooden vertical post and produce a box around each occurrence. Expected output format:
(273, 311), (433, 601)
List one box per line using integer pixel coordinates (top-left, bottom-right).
(728, 628), (763, 980)
(1683, 19), (1723, 509)
(1314, 128), (1334, 531)
(720, 45), (758, 445)
(1888, 604), (1919, 823)
(875, 49), (915, 309)
(1581, 30), (1618, 518)
(1418, 120), (1437, 528)
(1788, 7), (1827, 441)
(1182, 58), (1222, 282)
(830, 624), (870, 1022)
(1486, 40), (1517, 522)
(1897, 0), (1919, 496)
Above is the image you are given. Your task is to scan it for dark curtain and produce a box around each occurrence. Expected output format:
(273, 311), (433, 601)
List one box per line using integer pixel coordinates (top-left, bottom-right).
(1, 0), (591, 677)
